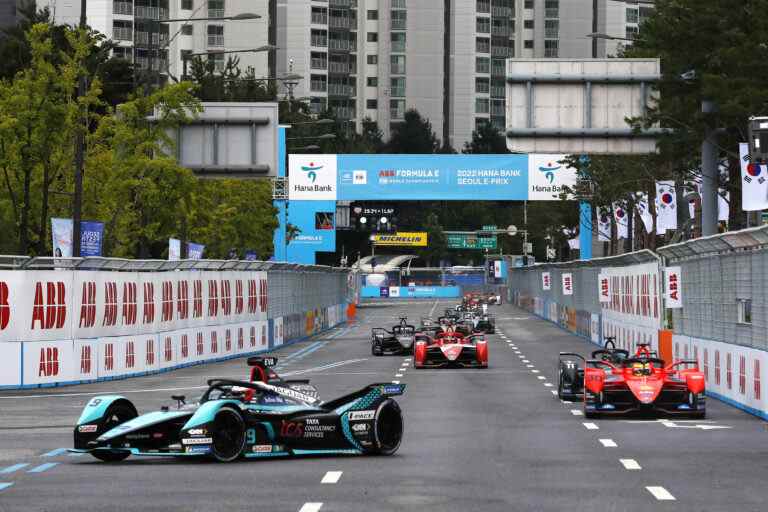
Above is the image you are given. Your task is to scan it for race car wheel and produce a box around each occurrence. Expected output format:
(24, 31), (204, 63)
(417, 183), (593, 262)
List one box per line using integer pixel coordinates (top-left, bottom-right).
(92, 402), (138, 462)
(372, 341), (383, 356)
(210, 407), (246, 462)
(372, 399), (403, 456)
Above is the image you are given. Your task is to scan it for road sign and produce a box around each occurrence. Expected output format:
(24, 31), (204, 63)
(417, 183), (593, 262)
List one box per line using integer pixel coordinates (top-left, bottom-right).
(446, 233), (497, 250)
(482, 225), (498, 231)
(507, 225), (518, 236)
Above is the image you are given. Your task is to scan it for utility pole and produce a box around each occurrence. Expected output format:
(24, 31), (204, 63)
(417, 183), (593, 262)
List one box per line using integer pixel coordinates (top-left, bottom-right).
(700, 99), (719, 236)
(592, 0), (598, 58)
(72, 0), (87, 257)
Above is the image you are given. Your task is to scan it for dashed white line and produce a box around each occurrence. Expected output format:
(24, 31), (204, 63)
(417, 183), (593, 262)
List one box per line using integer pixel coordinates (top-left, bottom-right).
(582, 422), (599, 430)
(522, 359), (530, 363)
(620, 459), (641, 470)
(599, 439), (618, 448)
(570, 409), (584, 416)
(537, 376), (546, 380)
(391, 380), (400, 384)
(561, 400), (572, 404)
(646, 486), (675, 501)
(550, 390), (558, 396)
(321, 471), (343, 484)
(544, 383), (553, 387)
(531, 370), (540, 374)
(526, 364), (535, 368)
(395, 373), (403, 377)
(299, 502), (324, 512)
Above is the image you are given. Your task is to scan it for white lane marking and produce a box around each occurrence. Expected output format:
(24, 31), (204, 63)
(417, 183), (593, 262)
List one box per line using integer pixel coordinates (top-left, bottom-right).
(321, 471), (343, 484)
(395, 373), (404, 377)
(561, 400), (572, 404)
(517, 355), (524, 358)
(550, 390), (558, 396)
(428, 299), (439, 317)
(537, 376), (546, 380)
(646, 487), (675, 501)
(531, 370), (540, 374)
(583, 422), (599, 430)
(544, 383), (553, 387)
(620, 459), (641, 470)
(392, 380), (400, 384)
(281, 359), (369, 376)
(599, 439), (618, 448)
(525, 364), (534, 368)
(522, 359), (530, 363)
(403, 358), (412, 362)
(299, 503), (324, 512)
(570, 409), (584, 416)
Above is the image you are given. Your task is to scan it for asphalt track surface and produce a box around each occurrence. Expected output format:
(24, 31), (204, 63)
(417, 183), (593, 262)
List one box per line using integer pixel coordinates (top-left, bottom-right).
(0, 301), (766, 511)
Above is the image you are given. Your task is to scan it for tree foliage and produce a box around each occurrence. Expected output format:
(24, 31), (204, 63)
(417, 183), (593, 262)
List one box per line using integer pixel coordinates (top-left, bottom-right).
(463, 123), (508, 154)
(386, 109), (440, 154)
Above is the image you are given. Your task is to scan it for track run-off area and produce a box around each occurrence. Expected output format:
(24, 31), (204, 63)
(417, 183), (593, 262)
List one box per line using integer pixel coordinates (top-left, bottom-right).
(0, 301), (765, 511)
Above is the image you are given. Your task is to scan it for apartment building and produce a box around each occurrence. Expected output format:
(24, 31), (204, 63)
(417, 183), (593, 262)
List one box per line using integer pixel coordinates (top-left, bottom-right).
(277, 0), (652, 148)
(0, 0), (18, 29)
(42, 0), (270, 82)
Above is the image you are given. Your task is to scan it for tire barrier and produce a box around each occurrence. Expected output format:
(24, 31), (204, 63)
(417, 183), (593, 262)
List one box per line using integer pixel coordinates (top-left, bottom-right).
(0, 258), (348, 389)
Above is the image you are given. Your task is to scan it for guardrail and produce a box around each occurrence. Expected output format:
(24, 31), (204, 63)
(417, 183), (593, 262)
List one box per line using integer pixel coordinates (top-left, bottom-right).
(0, 257), (348, 389)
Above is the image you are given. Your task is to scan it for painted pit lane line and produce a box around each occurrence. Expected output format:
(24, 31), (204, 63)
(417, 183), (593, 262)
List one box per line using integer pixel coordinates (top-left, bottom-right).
(599, 439), (618, 448)
(646, 486), (676, 501)
(0, 463), (29, 474)
(321, 471), (343, 484)
(299, 503), (323, 512)
(620, 459), (642, 470)
(582, 422), (599, 430)
(27, 462), (58, 473)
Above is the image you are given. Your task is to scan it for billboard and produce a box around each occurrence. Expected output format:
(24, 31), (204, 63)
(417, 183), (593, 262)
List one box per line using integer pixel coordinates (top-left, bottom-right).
(372, 232), (428, 247)
(288, 154), (577, 201)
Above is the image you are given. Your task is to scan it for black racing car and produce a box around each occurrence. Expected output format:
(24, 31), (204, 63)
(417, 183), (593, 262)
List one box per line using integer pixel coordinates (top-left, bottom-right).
(371, 317), (416, 355)
(71, 357), (405, 463)
(556, 338), (628, 400)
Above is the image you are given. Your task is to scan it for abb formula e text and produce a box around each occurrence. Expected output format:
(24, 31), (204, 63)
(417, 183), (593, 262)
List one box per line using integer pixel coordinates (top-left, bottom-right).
(70, 357), (405, 462)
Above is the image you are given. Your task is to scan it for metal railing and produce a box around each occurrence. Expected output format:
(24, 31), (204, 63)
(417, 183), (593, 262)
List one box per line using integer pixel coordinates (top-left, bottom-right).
(208, 34), (225, 47)
(113, 26), (133, 41)
(113, 1), (133, 16)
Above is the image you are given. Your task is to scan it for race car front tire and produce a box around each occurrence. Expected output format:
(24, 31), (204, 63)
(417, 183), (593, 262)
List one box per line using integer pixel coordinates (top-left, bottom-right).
(371, 399), (403, 456)
(92, 402), (138, 462)
(210, 407), (246, 462)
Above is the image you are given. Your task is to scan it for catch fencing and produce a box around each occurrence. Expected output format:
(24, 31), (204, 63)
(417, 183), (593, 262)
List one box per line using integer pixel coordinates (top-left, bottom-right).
(509, 225), (768, 420)
(0, 257), (348, 389)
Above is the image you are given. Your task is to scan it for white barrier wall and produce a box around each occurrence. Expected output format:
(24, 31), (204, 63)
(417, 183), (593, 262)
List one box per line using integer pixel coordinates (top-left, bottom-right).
(675, 334), (768, 420)
(0, 269), (345, 389)
(600, 262), (662, 352)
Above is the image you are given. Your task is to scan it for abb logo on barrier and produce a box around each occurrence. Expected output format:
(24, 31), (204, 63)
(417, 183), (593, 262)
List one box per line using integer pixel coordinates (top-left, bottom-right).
(146, 339), (155, 366)
(247, 278), (268, 314)
(196, 332), (204, 356)
(192, 280), (203, 319)
(249, 326), (256, 347)
(208, 280), (219, 317)
(221, 281), (232, 316)
(237, 328), (244, 350)
(235, 280), (244, 315)
(0, 282), (8, 330)
(176, 281), (189, 321)
(122, 283), (138, 326)
(143, 283), (155, 324)
(225, 329), (232, 352)
(125, 341), (135, 369)
(104, 343), (114, 371)
(31, 282), (67, 330)
(262, 325), (267, 346)
(164, 336), (173, 362)
(38, 347), (59, 377)
(181, 334), (189, 359)
(161, 281), (173, 323)
(210, 331), (218, 354)
(79, 282), (97, 328)
(102, 282), (118, 327)
(80, 345), (92, 374)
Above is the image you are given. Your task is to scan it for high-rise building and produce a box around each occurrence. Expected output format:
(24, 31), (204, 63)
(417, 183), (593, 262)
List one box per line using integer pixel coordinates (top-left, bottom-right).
(42, 0), (270, 82)
(277, 0), (653, 149)
(0, 0), (18, 30)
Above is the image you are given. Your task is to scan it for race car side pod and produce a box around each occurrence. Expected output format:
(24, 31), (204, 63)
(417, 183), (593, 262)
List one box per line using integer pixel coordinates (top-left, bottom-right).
(667, 360), (706, 395)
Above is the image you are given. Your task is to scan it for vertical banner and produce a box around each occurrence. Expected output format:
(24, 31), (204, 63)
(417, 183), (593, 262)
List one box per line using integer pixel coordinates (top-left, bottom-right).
(168, 239), (181, 261)
(244, 250), (258, 261)
(597, 208), (611, 242)
(665, 266), (683, 309)
(598, 273), (612, 303)
(541, 272), (551, 291)
(612, 203), (629, 239)
(80, 221), (105, 257)
(655, 181), (678, 234)
(636, 193), (653, 234)
(562, 273), (573, 296)
(740, 142), (768, 211)
(51, 218), (73, 258)
(187, 242), (205, 260)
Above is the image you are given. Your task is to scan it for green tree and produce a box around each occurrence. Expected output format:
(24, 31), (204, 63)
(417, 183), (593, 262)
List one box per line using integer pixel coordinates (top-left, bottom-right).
(463, 123), (508, 154)
(417, 212), (447, 266)
(386, 109), (440, 153)
(188, 56), (276, 102)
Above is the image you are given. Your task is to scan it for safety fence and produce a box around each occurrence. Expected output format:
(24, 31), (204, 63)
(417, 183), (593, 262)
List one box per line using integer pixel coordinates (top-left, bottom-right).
(509, 225), (768, 420)
(0, 257), (348, 389)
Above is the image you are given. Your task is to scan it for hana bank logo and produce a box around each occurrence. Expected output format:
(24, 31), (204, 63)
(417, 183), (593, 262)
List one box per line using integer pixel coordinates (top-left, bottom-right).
(300, 162), (324, 183)
(538, 161), (561, 184)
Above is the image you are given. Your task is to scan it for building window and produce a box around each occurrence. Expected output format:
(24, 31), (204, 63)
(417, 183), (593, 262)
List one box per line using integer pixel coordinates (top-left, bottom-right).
(475, 98), (490, 114)
(392, 0), (406, 9)
(475, 77), (489, 94)
(524, 40), (534, 49)
(207, 25), (224, 46)
(208, 0), (225, 19)
(738, 299), (752, 324)
(544, 39), (559, 57)
(545, 0), (559, 18)
(311, 7), (328, 24)
(476, 56), (490, 74)
(476, 37), (490, 53)
(477, 1), (490, 13)
(476, 17), (490, 34)
(367, 32), (378, 42)
(390, 55), (406, 75)
(544, 19), (558, 38)
(524, 0), (533, 8)
(391, 10), (407, 30)
(181, 24), (193, 36)
(367, 9), (378, 20)
(311, 29), (328, 47)
(209, 52), (224, 72)
(367, 55), (378, 65)
(626, 26), (639, 40)
(310, 74), (327, 92)
(626, 8), (639, 24)
(390, 99), (406, 119)
(475, 117), (488, 131)
(113, 20), (133, 41)
(524, 20), (534, 29)
(390, 77), (406, 97)
(311, 52), (327, 70)
(391, 32), (406, 52)
(366, 99), (378, 109)
(181, 0), (193, 10)
(367, 77), (377, 87)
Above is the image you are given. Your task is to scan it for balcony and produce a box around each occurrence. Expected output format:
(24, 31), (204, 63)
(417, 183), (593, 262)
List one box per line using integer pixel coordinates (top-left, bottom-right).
(332, 106), (355, 120)
(208, 35), (224, 47)
(491, 6), (511, 17)
(391, 0), (406, 8)
(311, 58), (328, 70)
(490, 85), (505, 98)
(310, 80), (327, 92)
(329, 0), (351, 7)
(491, 25), (511, 37)
(113, 26), (133, 42)
(311, 12), (328, 24)
(390, 86), (405, 98)
(134, 31), (168, 46)
(329, 16), (351, 30)
(113, 1), (133, 15)
(329, 61), (351, 74)
(328, 83), (354, 96)
(491, 45), (512, 58)
(311, 35), (328, 47)
(329, 38), (351, 51)
(491, 102), (505, 117)
(135, 6), (168, 20)
(208, 8), (225, 19)
(545, 8), (559, 19)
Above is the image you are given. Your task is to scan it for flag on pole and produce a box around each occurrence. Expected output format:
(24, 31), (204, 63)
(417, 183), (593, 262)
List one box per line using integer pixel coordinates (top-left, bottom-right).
(636, 193), (653, 234)
(740, 142), (768, 211)
(613, 203), (629, 239)
(718, 191), (729, 222)
(655, 181), (678, 234)
(597, 207), (611, 242)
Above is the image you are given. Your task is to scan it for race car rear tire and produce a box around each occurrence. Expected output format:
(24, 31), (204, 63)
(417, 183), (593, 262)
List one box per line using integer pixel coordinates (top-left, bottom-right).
(92, 402), (138, 462)
(210, 407), (246, 462)
(372, 342), (383, 356)
(371, 399), (403, 456)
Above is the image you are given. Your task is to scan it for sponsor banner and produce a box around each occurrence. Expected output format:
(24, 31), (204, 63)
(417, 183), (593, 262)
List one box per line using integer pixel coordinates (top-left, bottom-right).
(740, 142), (768, 211)
(562, 273), (573, 296)
(73, 339), (99, 381)
(51, 218), (73, 258)
(372, 232), (428, 247)
(655, 181), (678, 234)
(0, 342), (21, 386)
(664, 267), (683, 309)
(289, 154), (338, 200)
(541, 272), (551, 291)
(80, 221), (105, 257)
(273, 317), (284, 347)
(598, 273), (611, 303)
(168, 239), (181, 261)
(527, 154), (578, 201)
(0, 271), (73, 343)
(388, 286), (400, 298)
(22, 339), (75, 386)
(590, 314), (601, 344)
(187, 242), (205, 260)
(360, 286), (461, 299)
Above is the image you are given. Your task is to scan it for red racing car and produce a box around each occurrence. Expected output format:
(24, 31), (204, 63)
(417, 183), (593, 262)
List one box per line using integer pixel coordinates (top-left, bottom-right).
(582, 343), (706, 418)
(413, 327), (488, 369)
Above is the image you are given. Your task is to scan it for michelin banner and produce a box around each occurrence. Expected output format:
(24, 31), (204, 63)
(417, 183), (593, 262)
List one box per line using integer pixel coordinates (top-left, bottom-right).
(288, 154), (577, 201)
